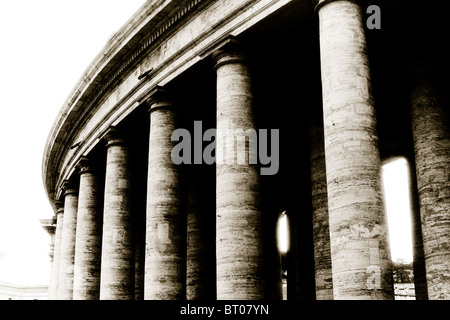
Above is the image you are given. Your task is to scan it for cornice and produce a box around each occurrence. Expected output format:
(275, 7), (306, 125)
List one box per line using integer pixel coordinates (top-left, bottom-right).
(313, 0), (360, 13)
(42, 0), (209, 205)
(42, 0), (296, 210)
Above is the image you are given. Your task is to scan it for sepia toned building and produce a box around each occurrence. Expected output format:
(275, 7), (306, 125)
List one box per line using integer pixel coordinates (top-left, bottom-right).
(41, 0), (449, 300)
(0, 281), (48, 300)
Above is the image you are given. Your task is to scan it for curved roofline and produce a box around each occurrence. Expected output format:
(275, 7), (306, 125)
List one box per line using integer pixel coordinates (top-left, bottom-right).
(42, 0), (201, 207)
(42, 0), (299, 210)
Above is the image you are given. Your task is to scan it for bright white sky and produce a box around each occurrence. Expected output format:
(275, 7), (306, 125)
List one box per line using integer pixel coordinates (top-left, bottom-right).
(0, 0), (145, 285)
(382, 157), (414, 263)
(0, 0), (413, 288)
(276, 158), (414, 262)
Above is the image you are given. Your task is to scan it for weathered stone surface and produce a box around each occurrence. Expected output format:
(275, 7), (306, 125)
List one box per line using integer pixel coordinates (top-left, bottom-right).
(408, 43), (450, 301)
(145, 90), (186, 300)
(317, 0), (394, 299)
(310, 123), (333, 300)
(213, 42), (265, 300)
(57, 182), (78, 300)
(134, 215), (146, 300)
(186, 176), (216, 300)
(407, 155), (428, 300)
(72, 158), (103, 300)
(411, 85), (450, 300)
(49, 203), (64, 300)
(100, 128), (135, 300)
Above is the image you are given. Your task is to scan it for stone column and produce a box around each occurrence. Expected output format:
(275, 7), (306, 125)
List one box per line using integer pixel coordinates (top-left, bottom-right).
(49, 201), (64, 300)
(73, 157), (103, 300)
(134, 202), (146, 300)
(407, 12), (450, 300)
(134, 225), (145, 300)
(100, 128), (135, 300)
(187, 181), (202, 300)
(213, 40), (266, 300)
(406, 154), (428, 300)
(144, 88), (186, 300)
(314, 0), (394, 299)
(186, 170), (216, 300)
(310, 121), (333, 300)
(262, 206), (283, 300)
(57, 180), (78, 300)
(286, 209), (301, 300)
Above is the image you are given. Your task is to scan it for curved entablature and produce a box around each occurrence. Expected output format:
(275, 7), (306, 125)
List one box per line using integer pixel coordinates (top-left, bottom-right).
(42, 0), (303, 208)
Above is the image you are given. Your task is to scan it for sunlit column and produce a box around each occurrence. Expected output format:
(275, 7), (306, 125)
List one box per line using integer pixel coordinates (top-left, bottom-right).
(49, 201), (64, 300)
(73, 157), (103, 300)
(315, 0), (394, 299)
(144, 88), (186, 300)
(407, 13), (450, 300)
(310, 121), (333, 300)
(100, 127), (135, 300)
(57, 180), (78, 300)
(213, 40), (266, 300)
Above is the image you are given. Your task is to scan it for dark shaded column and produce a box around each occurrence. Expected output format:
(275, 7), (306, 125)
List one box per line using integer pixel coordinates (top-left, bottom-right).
(186, 167), (216, 300)
(100, 128), (135, 300)
(57, 180), (78, 300)
(134, 212), (146, 300)
(405, 6), (450, 300)
(72, 157), (103, 300)
(314, 0), (394, 299)
(213, 40), (266, 300)
(144, 88), (186, 300)
(286, 211), (300, 300)
(262, 205), (283, 300)
(406, 154), (428, 300)
(310, 118), (333, 300)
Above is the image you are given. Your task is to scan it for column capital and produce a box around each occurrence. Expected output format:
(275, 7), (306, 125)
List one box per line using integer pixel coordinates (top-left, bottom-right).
(60, 179), (78, 196)
(212, 38), (247, 71)
(76, 156), (95, 175)
(145, 86), (174, 113)
(55, 200), (64, 215)
(40, 218), (56, 236)
(313, 0), (360, 13)
(103, 126), (128, 148)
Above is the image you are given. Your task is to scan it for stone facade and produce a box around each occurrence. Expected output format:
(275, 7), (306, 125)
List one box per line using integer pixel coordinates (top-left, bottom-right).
(42, 0), (449, 300)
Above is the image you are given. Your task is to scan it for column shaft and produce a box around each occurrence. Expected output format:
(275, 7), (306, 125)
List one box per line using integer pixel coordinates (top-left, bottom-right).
(407, 155), (428, 300)
(317, 0), (394, 299)
(57, 183), (78, 300)
(186, 170), (216, 300)
(100, 129), (135, 300)
(310, 123), (333, 300)
(187, 181), (204, 300)
(49, 204), (64, 300)
(73, 158), (103, 300)
(145, 91), (186, 300)
(134, 213), (146, 300)
(214, 42), (266, 300)
(286, 209), (301, 300)
(408, 27), (450, 299)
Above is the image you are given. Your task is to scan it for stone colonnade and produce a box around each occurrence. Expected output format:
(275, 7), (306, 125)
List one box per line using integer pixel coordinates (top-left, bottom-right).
(316, 0), (393, 299)
(405, 3), (450, 299)
(47, 0), (449, 300)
